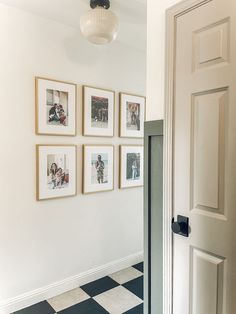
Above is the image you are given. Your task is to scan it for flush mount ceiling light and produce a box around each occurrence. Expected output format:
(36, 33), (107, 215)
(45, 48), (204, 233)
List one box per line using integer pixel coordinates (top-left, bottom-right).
(80, 0), (119, 45)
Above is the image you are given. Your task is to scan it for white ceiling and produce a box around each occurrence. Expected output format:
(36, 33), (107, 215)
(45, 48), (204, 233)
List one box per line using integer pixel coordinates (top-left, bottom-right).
(0, 0), (147, 51)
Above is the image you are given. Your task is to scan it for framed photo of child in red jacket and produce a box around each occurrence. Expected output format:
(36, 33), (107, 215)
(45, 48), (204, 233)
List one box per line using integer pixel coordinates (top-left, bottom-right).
(35, 77), (76, 136)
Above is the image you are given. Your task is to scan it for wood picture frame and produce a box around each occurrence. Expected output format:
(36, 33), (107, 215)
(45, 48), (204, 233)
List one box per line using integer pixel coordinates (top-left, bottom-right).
(119, 92), (146, 138)
(83, 144), (114, 194)
(119, 145), (144, 189)
(36, 144), (77, 200)
(35, 77), (77, 136)
(83, 86), (115, 137)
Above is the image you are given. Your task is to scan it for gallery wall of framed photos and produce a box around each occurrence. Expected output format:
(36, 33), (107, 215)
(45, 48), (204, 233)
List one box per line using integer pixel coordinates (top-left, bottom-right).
(35, 77), (145, 201)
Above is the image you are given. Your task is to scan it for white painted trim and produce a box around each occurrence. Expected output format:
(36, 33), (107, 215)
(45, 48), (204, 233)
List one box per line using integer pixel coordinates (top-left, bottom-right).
(0, 251), (143, 314)
(163, 1), (213, 314)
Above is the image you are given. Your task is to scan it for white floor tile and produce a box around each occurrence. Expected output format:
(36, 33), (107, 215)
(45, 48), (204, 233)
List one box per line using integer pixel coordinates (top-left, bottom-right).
(109, 267), (143, 284)
(94, 286), (143, 314)
(47, 287), (90, 312)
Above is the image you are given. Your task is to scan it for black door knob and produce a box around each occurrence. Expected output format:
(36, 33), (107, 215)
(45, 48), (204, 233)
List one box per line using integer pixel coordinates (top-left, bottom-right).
(171, 220), (181, 233)
(171, 215), (189, 237)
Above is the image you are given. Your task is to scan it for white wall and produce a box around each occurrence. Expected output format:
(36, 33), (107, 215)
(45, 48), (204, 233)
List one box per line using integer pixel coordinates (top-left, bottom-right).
(0, 3), (146, 309)
(146, 0), (182, 120)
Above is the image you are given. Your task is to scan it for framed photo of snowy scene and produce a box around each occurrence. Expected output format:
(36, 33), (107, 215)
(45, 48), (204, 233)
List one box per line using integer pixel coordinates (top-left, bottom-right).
(36, 145), (77, 200)
(83, 145), (114, 194)
(119, 93), (146, 138)
(35, 77), (76, 136)
(83, 86), (115, 137)
(119, 145), (143, 189)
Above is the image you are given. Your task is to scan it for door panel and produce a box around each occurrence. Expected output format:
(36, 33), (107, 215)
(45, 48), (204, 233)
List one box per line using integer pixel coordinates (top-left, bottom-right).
(193, 18), (229, 71)
(172, 0), (236, 313)
(191, 89), (227, 217)
(190, 248), (225, 314)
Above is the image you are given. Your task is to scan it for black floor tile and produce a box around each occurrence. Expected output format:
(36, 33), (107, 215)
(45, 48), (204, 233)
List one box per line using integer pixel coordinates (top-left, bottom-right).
(133, 262), (143, 273)
(58, 298), (109, 314)
(81, 276), (119, 297)
(123, 276), (143, 300)
(13, 301), (55, 314)
(123, 303), (143, 314)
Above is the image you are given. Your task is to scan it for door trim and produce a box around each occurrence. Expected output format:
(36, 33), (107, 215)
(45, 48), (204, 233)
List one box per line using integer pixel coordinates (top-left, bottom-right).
(144, 121), (164, 314)
(163, 1), (213, 314)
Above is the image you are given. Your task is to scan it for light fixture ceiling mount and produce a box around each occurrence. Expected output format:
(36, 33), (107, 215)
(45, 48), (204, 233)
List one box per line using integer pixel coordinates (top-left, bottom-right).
(90, 0), (110, 9)
(80, 0), (119, 45)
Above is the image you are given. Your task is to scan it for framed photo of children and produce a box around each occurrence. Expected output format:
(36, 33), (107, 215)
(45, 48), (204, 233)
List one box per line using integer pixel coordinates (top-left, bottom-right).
(36, 145), (77, 200)
(119, 145), (143, 189)
(119, 93), (146, 138)
(83, 145), (114, 194)
(35, 77), (76, 136)
(83, 86), (115, 137)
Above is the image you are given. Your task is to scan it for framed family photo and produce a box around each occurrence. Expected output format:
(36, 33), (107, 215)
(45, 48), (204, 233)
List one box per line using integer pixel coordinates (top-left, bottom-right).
(83, 86), (115, 137)
(83, 145), (114, 194)
(120, 145), (143, 189)
(35, 77), (76, 136)
(36, 145), (77, 200)
(119, 93), (146, 138)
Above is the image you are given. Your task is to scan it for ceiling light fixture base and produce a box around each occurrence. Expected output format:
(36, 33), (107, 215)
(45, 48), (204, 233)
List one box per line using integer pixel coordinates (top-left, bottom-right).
(90, 0), (110, 9)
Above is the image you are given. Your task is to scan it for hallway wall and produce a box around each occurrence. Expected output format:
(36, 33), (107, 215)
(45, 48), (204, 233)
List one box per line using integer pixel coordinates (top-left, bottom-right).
(146, 0), (183, 120)
(0, 3), (146, 311)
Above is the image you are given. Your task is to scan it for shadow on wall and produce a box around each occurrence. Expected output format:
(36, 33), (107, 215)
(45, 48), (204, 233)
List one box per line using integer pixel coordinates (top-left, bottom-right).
(63, 31), (146, 65)
(64, 32), (101, 66)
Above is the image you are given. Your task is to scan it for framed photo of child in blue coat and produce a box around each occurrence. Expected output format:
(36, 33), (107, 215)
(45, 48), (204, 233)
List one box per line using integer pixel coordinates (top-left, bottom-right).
(35, 77), (76, 136)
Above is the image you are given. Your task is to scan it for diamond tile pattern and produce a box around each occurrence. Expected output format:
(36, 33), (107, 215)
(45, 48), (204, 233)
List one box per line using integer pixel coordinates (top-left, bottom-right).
(123, 303), (143, 314)
(132, 262), (144, 273)
(94, 286), (142, 313)
(47, 287), (90, 312)
(13, 301), (55, 314)
(81, 276), (119, 297)
(57, 299), (109, 314)
(109, 267), (142, 285)
(13, 262), (144, 314)
(123, 276), (143, 300)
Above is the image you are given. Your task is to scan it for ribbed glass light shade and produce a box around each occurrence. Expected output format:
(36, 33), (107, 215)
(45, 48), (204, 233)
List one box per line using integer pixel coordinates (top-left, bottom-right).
(80, 7), (119, 45)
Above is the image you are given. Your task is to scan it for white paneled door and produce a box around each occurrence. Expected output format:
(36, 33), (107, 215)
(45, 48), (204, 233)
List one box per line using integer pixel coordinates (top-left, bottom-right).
(170, 0), (236, 314)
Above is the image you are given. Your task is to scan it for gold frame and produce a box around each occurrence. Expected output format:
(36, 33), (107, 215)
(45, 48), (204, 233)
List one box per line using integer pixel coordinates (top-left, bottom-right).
(119, 144), (144, 189)
(119, 92), (146, 138)
(35, 77), (77, 136)
(82, 85), (115, 137)
(36, 144), (77, 201)
(82, 144), (114, 194)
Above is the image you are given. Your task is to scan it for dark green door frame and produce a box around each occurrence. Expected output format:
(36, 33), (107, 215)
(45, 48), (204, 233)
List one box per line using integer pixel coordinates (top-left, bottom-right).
(144, 120), (164, 314)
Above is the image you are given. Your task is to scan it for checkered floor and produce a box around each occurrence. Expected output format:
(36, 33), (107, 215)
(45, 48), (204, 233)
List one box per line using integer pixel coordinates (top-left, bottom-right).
(14, 262), (144, 314)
